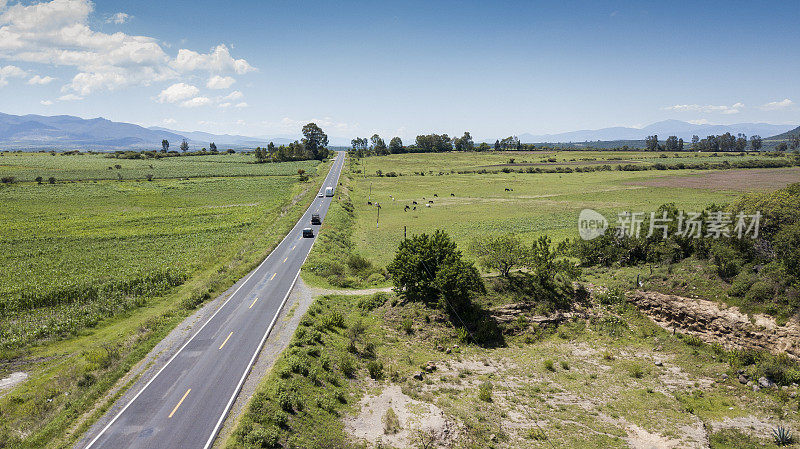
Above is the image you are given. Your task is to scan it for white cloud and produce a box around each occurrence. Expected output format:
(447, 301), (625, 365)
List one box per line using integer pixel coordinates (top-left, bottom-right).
(57, 93), (82, 101)
(275, 116), (357, 133)
(157, 82), (199, 103)
(163, 118), (176, 125)
(218, 102), (231, 108)
(760, 98), (794, 111)
(172, 44), (255, 74)
(221, 90), (244, 101)
(0, 0), (254, 96)
(234, 102), (248, 108)
(28, 74), (55, 84)
(40, 99), (53, 105)
(0, 64), (25, 86)
(688, 119), (711, 125)
(663, 102), (744, 114)
(206, 75), (235, 89)
(106, 12), (129, 24)
(180, 96), (210, 108)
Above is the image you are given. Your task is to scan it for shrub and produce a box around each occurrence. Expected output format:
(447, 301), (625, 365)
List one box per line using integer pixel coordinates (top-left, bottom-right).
(319, 311), (345, 330)
(367, 360), (384, 380)
(48, 177), (55, 184)
(401, 317), (413, 335)
(543, 359), (555, 372)
(245, 425), (280, 448)
(478, 381), (493, 402)
(628, 364), (644, 378)
(383, 407), (401, 434)
(560, 360), (570, 370)
(0, 176), (15, 184)
(745, 281), (775, 305)
(340, 356), (356, 378)
(357, 292), (387, 311)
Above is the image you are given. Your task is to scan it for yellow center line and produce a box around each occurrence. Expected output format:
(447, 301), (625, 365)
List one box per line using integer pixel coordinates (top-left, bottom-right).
(270, 273), (276, 280)
(291, 245), (296, 250)
(168, 388), (191, 418)
(249, 297), (258, 309)
(282, 257), (288, 264)
(218, 331), (233, 350)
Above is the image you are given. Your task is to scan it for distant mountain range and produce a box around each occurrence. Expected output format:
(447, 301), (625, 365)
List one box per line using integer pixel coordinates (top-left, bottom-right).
(0, 113), (294, 150)
(0, 113), (796, 151)
(766, 125), (800, 141)
(516, 120), (796, 143)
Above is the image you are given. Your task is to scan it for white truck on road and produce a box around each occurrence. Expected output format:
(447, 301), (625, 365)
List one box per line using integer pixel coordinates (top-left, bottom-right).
(325, 186), (334, 197)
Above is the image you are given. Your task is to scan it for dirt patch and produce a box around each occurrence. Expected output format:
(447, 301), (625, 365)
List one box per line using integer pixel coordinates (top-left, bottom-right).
(629, 290), (800, 359)
(0, 372), (27, 396)
(710, 416), (784, 440)
(345, 384), (457, 448)
(625, 167), (800, 191)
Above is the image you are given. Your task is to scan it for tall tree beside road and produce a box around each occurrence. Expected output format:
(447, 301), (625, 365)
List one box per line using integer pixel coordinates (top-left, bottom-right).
(302, 123), (329, 160)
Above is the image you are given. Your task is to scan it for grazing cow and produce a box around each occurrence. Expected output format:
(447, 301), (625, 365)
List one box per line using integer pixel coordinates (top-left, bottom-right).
(412, 201), (417, 205)
(434, 194), (438, 197)
(426, 203), (431, 207)
(450, 193), (455, 196)
(413, 206), (416, 210)
(428, 200), (434, 204)
(505, 188), (510, 191)
(404, 205), (410, 211)
(367, 201), (372, 205)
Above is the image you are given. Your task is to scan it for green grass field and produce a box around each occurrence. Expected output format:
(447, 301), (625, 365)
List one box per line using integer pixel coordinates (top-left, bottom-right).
(348, 168), (746, 267)
(0, 152), (317, 182)
(0, 153), (329, 448)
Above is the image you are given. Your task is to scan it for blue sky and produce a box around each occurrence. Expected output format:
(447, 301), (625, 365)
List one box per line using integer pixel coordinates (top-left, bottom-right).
(1, 0), (798, 141)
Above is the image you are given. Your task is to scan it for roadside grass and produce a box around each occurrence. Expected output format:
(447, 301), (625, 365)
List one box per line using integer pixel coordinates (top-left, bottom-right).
(301, 170), (390, 290)
(0, 159), (331, 448)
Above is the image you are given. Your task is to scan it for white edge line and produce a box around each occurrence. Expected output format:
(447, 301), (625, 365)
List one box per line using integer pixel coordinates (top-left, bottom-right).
(202, 152), (343, 449)
(84, 153), (343, 449)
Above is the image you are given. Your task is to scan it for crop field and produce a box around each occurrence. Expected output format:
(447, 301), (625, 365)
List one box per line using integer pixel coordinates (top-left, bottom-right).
(0, 154), (321, 350)
(0, 152), (317, 182)
(350, 150), (787, 176)
(345, 163), (783, 266)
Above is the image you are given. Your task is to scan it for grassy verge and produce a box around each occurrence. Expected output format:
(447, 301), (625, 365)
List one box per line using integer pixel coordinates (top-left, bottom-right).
(301, 166), (390, 290)
(0, 160), (332, 448)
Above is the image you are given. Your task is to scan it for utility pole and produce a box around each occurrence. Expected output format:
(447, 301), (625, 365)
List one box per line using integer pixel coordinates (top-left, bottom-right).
(376, 203), (381, 228)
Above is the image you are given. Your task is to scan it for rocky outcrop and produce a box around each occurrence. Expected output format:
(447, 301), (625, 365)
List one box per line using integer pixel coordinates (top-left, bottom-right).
(629, 290), (800, 359)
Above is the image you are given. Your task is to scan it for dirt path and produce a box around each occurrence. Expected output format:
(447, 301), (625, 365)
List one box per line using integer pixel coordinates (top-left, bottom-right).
(628, 290), (800, 359)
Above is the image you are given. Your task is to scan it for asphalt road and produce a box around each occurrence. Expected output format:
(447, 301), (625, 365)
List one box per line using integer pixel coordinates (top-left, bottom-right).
(84, 151), (346, 449)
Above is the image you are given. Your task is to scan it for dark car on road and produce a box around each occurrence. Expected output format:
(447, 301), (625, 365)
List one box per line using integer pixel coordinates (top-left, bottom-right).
(311, 213), (321, 225)
(302, 227), (314, 238)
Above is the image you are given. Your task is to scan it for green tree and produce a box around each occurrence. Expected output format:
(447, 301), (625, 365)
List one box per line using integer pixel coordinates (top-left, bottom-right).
(209, 142), (217, 152)
(750, 135), (763, 151)
(453, 132), (475, 151)
(664, 135), (679, 151)
(470, 234), (527, 277)
(180, 139), (189, 153)
(775, 222), (800, 282)
(389, 136), (403, 154)
(161, 139), (169, 153)
(371, 134), (388, 155)
(302, 123), (328, 160)
(645, 135), (659, 151)
(387, 230), (484, 307)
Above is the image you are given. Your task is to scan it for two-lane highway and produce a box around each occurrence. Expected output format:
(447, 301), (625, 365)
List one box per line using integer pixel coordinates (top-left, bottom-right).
(84, 151), (346, 449)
